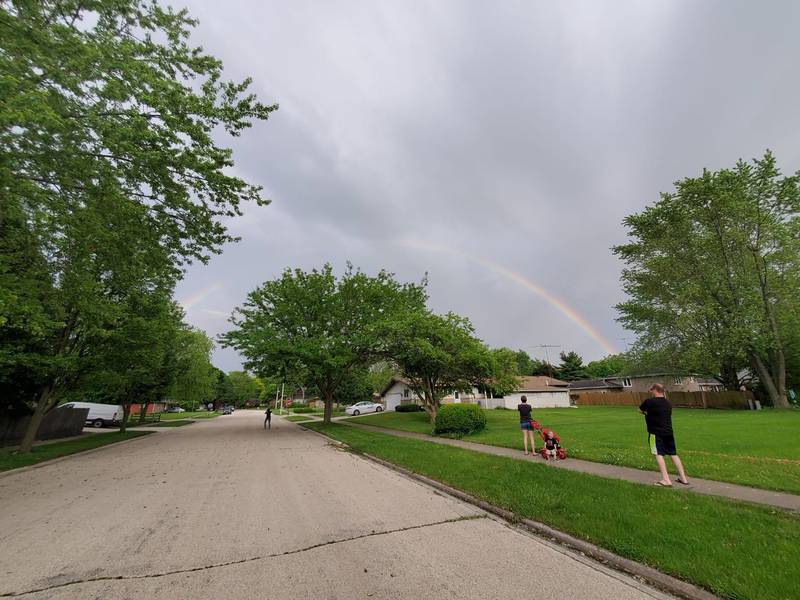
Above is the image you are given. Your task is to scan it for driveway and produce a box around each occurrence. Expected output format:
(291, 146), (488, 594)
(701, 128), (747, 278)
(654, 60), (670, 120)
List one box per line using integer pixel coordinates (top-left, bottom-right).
(0, 411), (672, 599)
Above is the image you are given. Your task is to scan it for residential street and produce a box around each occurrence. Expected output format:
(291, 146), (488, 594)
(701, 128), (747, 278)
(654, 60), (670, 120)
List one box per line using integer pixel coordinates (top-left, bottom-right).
(0, 411), (672, 599)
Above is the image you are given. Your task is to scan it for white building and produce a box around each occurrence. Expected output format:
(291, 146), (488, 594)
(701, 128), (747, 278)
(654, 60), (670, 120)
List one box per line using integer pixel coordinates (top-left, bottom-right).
(380, 376), (571, 411)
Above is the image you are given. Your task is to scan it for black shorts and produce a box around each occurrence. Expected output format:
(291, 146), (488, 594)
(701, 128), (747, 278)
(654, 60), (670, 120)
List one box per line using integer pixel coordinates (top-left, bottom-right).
(649, 434), (677, 456)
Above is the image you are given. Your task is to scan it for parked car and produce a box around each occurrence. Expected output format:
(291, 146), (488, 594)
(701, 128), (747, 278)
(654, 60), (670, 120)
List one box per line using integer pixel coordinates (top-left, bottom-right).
(345, 401), (384, 416)
(59, 402), (124, 428)
(221, 405), (233, 415)
(166, 406), (185, 413)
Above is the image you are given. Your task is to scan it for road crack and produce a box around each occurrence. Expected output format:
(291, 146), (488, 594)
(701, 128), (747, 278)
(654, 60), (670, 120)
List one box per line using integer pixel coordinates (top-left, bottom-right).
(1, 515), (485, 597)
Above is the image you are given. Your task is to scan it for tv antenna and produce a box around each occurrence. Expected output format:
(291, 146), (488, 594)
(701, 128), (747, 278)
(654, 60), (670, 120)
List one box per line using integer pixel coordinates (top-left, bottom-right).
(537, 344), (561, 378)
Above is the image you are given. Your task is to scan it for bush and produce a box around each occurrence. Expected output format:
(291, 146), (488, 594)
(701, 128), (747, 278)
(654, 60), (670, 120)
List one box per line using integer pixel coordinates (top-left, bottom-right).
(395, 403), (424, 412)
(494, 406), (510, 410)
(292, 407), (316, 414)
(434, 404), (486, 435)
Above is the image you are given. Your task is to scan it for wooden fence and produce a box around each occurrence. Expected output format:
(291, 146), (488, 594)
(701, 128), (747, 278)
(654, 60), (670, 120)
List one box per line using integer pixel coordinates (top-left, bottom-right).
(571, 390), (752, 409)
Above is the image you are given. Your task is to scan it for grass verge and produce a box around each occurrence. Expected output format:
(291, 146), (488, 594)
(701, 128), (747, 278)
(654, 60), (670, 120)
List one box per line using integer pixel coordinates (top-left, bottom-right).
(349, 408), (800, 493)
(0, 431), (153, 472)
(146, 419), (194, 427)
(160, 411), (218, 420)
(305, 421), (799, 600)
(285, 415), (316, 422)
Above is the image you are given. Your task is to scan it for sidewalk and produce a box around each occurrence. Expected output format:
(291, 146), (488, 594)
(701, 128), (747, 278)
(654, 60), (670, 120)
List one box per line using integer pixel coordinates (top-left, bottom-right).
(341, 421), (800, 512)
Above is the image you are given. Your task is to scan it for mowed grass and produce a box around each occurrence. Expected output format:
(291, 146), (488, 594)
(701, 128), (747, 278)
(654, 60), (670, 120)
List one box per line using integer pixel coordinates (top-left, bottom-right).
(160, 411), (219, 420)
(349, 407), (800, 493)
(0, 431), (153, 472)
(146, 419), (194, 427)
(305, 422), (800, 600)
(285, 415), (317, 422)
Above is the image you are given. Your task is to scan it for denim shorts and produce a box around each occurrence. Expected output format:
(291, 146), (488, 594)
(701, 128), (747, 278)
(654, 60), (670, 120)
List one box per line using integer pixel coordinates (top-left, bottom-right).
(520, 420), (533, 430)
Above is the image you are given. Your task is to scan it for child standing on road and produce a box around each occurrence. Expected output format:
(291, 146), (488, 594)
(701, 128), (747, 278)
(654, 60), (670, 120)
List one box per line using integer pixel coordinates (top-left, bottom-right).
(264, 407), (272, 430)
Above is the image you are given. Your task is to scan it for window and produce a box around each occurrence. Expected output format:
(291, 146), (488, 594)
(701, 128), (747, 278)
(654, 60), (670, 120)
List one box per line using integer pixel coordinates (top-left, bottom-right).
(622, 378), (632, 388)
(403, 388), (410, 398)
(454, 391), (460, 399)
(673, 376), (683, 385)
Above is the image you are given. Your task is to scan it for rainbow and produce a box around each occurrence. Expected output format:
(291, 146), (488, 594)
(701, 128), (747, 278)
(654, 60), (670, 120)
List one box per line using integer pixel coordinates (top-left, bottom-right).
(401, 239), (617, 356)
(177, 282), (222, 311)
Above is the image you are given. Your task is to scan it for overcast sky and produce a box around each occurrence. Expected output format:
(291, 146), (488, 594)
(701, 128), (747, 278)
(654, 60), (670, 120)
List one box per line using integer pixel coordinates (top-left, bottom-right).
(173, 0), (800, 372)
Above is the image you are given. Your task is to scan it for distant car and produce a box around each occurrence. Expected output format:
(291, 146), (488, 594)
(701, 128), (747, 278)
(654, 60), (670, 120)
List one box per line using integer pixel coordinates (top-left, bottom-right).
(166, 407), (185, 413)
(221, 405), (233, 415)
(345, 401), (384, 416)
(59, 402), (124, 428)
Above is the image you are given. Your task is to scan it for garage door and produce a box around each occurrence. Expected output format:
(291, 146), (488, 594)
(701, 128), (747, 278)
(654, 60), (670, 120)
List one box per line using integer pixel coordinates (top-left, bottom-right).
(385, 393), (402, 411)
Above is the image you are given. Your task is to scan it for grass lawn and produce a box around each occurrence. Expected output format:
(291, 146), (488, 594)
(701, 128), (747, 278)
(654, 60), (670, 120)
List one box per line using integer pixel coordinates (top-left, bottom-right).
(305, 422), (799, 600)
(285, 415), (317, 422)
(349, 407), (800, 494)
(160, 411), (219, 420)
(146, 419), (194, 427)
(0, 431), (153, 472)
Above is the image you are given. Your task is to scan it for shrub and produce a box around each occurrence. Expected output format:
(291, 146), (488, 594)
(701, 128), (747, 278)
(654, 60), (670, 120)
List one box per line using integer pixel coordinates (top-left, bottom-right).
(494, 406), (510, 410)
(292, 407), (316, 414)
(395, 403), (424, 412)
(434, 404), (486, 435)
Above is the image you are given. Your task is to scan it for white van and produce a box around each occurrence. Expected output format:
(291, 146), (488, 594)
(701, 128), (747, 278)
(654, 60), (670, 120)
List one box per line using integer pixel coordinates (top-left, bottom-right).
(60, 402), (124, 428)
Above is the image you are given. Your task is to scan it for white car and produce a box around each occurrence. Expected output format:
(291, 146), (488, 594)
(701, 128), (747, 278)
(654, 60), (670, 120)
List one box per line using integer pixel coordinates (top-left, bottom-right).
(345, 401), (384, 416)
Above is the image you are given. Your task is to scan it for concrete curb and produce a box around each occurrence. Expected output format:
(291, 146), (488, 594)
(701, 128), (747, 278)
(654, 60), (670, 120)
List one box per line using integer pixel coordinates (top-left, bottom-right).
(0, 431), (156, 480)
(303, 424), (718, 600)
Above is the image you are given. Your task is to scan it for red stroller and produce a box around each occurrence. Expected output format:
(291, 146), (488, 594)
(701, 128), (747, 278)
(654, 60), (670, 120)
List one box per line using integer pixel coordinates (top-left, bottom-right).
(531, 421), (567, 460)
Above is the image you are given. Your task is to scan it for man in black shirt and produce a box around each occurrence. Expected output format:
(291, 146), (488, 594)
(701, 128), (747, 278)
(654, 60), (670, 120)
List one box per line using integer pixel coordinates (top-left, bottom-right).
(639, 383), (689, 487)
(264, 407), (272, 430)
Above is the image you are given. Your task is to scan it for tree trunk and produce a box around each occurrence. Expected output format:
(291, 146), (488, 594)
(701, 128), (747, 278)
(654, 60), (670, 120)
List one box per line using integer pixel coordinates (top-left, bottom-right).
(17, 385), (55, 454)
(120, 402), (132, 433)
(138, 402), (148, 424)
(322, 391), (333, 424)
(751, 353), (788, 408)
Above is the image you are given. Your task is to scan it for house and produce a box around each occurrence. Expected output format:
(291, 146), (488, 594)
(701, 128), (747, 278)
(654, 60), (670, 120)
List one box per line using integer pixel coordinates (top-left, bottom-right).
(486, 376), (571, 409)
(568, 373), (724, 396)
(379, 378), (492, 410)
(380, 378), (421, 411)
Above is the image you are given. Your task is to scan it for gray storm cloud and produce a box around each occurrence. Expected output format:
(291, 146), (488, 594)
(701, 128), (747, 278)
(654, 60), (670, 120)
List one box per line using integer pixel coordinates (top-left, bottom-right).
(175, 0), (800, 371)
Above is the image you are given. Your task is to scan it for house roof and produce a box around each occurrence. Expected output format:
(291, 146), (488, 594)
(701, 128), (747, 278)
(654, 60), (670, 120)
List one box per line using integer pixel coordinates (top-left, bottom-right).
(379, 377), (411, 397)
(568, 378), (624, 390)
(516, 376), (569, 392)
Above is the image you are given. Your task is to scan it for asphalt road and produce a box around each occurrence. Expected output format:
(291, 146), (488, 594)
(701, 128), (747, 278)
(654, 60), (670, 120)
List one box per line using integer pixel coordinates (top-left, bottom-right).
(0, 411), (673, 599)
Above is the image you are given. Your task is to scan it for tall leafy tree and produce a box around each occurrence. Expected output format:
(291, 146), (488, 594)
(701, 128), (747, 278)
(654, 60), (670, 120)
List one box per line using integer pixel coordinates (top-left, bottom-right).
(1, 0), (275, 450)
(556, 350), (587, 381)
(170, 328), (216, 411)
(225, 371), (263, 408)
(615, 152), (799, 406)
(222, 265), (426, 423)
(385, 311), (508, 422)
(584, 354), (628, 379)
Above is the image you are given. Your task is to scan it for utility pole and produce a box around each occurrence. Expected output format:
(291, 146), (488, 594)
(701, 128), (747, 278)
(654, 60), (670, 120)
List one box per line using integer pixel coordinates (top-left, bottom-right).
(537, 345), (561, 378)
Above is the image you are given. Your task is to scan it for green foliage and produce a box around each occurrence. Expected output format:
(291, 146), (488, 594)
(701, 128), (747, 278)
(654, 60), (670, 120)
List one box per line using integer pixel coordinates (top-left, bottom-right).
(291, 407), (317, 414)
(224, 371), (263, 407)
(556, 350), (586, 381)
(332, 367), (373, 405)
(385, 311), (498, 422)
(584, 354), (628, 378)
(1, 0), (274, 450)
(395, 403), (424, 412)
(615, 152), (800, 406)
(222, 264), (427, 422)
(170, 328), (216, 410)
(486, 348), (522, 397)
(434, 404), (487, 435)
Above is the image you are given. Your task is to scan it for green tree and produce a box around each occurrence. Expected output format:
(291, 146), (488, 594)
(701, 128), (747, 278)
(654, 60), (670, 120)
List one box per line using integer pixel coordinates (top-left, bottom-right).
(615, 152), (799, 406)
(170, 328), (216, 411)
(1, 0), (275, 451)
(226, 371), (262, 408)
(385, 311), (500, 422)
(556, 350), (587, 381)
(332, 368), (374, 406)
(222, 265), (426, 423)
(585, 354), (628, 379)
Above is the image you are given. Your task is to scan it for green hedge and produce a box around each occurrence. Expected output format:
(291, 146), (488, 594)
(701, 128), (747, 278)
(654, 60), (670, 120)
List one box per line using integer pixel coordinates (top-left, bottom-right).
(395, 403), (424, 412)
(434, 404), (486, 435)
(292, 407), (316, 414)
